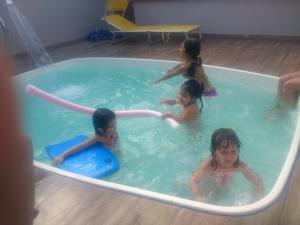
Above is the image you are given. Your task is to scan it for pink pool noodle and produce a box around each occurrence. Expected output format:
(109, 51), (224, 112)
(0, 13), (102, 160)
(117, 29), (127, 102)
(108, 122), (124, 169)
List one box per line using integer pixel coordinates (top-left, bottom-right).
(25, 84), (178, 128)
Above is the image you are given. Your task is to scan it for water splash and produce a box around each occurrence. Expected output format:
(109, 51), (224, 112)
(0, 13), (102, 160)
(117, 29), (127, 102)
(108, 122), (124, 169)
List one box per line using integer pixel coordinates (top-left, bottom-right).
(6, 0), (53, 67)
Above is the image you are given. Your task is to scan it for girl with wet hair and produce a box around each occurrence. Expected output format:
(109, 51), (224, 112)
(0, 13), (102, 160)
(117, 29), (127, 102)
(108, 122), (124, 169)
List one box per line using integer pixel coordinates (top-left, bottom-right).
(161, 79), (204, 123)
(152, 38), (217, 96)
(189, 128), (264, 203)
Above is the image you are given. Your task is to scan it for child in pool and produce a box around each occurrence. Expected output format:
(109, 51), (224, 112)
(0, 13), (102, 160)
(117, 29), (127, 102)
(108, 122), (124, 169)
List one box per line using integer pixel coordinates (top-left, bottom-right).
(277, 70), (300, 106)
(152, 38), (216, 96)
(53, 108), (118, 166)
(189, 128), (264, 202)
(161, 79), (204, 123)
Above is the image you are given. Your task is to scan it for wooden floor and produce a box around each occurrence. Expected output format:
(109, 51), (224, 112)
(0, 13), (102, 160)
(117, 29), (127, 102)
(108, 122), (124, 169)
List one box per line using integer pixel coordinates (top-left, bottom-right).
(12, 36), (300, 225)
(14, 35), (300, 76)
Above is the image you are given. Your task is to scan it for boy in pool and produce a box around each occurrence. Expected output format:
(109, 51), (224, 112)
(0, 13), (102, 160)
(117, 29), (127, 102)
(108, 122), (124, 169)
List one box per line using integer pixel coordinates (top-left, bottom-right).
(152, 38), (216, 97)
(161, 79), (204, 123)
(189, 128), (264, 202)
(53, 108), (118, 165)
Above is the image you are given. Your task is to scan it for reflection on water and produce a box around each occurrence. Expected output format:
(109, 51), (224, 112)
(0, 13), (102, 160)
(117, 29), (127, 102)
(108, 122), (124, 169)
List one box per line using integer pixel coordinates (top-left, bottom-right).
(200, 172), (254, 206)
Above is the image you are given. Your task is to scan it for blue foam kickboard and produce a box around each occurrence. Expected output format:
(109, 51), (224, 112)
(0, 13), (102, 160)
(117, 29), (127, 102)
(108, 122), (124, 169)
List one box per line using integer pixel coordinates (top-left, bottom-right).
(46, 135), (119, 178)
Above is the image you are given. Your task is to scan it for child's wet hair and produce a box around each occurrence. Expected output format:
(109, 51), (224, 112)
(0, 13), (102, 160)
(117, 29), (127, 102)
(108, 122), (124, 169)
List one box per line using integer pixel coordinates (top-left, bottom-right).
(92, 108), (116, 135)
(180, 79), (204, 112)
(210, 128), (241, 168)
(183, 38), (202, 79)
(183, 38), (202, 65)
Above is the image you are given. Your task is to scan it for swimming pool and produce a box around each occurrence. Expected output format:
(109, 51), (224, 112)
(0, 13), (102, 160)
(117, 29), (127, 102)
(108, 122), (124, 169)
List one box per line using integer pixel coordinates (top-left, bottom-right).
(15, 57), (300, 215)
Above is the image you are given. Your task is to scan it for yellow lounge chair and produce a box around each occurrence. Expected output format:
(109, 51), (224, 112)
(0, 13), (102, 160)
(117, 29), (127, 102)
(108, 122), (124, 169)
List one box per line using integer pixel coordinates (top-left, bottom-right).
(103, 0), (201, 44)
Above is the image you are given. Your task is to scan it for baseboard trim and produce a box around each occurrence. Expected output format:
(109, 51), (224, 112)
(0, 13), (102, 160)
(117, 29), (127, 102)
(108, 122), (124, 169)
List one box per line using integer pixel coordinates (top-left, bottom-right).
(202, 33), (300, 41)
(12, 37), (86, 59)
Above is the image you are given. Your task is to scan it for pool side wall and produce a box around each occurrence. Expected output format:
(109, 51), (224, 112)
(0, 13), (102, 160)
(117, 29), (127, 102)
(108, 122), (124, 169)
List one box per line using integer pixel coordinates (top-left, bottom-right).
(15, 58), (300, 216)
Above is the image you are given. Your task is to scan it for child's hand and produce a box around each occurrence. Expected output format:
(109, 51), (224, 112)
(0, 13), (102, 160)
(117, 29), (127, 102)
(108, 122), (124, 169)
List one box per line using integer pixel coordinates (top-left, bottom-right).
(150, 80), (159, 85)
(161, 112), (173, 120)
(195, 196), (207, 203)
(166, 68), (173, 73)
(160, 99), (177, 105)
(52, 156), (64, 166)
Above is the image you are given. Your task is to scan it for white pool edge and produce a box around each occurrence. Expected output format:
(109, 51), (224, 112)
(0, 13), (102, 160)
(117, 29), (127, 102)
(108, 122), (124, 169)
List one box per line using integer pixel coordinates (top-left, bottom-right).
(19, 57), (300, 216)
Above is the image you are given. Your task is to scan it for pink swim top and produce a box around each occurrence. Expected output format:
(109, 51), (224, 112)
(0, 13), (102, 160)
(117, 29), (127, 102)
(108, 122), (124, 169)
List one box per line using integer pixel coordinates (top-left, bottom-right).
(203, 87), (217, 97)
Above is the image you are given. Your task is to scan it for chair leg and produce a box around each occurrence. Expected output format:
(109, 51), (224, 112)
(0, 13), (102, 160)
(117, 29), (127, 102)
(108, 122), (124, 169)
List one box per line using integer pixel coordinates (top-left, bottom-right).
(107, 25), (117, 44)
(148, 32), (151, 45)
(109, 30), (128, 45)
(166, 33), (170, 42)
(198, 28), (203, 40)
(148, 32), (163, 45)
(112, 31), (116, 43)
(185, 32), (189, 39)
(198, 31), (203, 40)
(161, 33), (165, 42)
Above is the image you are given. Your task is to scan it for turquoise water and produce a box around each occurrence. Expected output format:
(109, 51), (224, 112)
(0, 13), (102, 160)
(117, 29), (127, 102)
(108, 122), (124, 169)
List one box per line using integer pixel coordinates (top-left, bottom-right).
(17, 58), (298, 206)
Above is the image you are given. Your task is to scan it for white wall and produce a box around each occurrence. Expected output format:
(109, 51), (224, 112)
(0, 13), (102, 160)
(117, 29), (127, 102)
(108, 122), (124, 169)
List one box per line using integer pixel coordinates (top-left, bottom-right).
(0, 0), (106, 54)
(134, 0), (300, 36)
(1, 0), (299, 55)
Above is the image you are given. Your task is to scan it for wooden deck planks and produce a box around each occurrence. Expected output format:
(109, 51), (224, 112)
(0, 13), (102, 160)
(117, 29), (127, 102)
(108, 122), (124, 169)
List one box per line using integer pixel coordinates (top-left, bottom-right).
(279, 159), (300, 225)
(13, 36), (300, 76)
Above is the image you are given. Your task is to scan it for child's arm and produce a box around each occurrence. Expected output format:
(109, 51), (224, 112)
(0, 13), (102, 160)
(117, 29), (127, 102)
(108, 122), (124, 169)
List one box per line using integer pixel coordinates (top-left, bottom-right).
(161, 105), (198, 123)
(160, 98), (179, 105)
(189, 159), (210, 202)
(151, 64), (185, 84)
(180, 105), (198, 121)
(167, 64), (182, 74)
(52, 135), (98, 166)
(161, 112), (181, 122)
(239, 160), (265, 200)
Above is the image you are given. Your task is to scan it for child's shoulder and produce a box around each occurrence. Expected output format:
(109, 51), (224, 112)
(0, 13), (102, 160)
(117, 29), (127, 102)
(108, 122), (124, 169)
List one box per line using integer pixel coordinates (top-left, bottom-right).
(237, 160), (250, 170)
(200, 157), (214, 169)
(179, 62), (190, 70)
(181, 103), (199, 121)
(195, 64), (205, 74)
(193, 158), (213, 177)
(186, 103), (199, 115)
(93, 134), (105, 143)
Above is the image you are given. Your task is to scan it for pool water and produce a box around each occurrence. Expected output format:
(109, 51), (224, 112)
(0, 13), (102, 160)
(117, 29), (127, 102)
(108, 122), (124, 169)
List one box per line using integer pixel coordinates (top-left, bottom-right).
(17, 58), (298, 206)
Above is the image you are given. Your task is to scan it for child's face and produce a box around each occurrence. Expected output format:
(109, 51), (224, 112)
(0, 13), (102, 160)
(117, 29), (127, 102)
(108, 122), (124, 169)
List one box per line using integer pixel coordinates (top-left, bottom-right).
(104, 119), (117, 135)
(178, 88), (195, 106)
(215, 142), (238, 169)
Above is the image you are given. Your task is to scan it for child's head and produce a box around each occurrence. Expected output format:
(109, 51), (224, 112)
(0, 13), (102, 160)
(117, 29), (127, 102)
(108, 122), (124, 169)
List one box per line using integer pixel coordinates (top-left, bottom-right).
(92, 108), (116, 136)
(180, 38), (202, 65)
(210, 128), (241, 169)
(179, 80), (204, 111)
